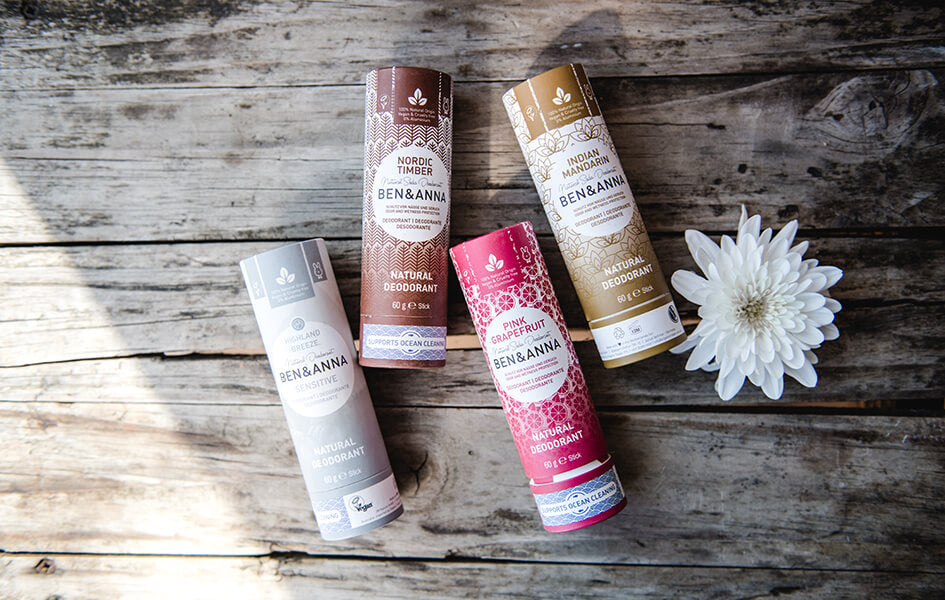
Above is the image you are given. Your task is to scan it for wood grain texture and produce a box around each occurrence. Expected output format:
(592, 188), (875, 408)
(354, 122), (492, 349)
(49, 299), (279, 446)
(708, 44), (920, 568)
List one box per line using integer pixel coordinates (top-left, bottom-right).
(1, 237), (941, 399)
(1, 322), (942, 407)
(2, 1), (944, 594)
(1, 402), (943, 570)
(2, 71), (943, 243)
(2, 554), (943, 600)
(3, 0), (944, 90)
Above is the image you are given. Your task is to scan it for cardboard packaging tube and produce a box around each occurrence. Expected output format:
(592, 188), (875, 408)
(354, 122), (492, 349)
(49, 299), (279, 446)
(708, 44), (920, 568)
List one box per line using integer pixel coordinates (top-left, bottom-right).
(359, 66), (453, 369)
(241, 239), (403, 540)
(504, 63), (687, 368)
(451, 222), (627, 532)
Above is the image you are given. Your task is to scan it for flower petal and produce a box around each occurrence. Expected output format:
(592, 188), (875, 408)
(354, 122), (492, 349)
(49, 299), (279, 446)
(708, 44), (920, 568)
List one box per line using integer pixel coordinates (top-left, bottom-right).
(797, 292), (826, 311)
(686, 338), (717, 370)
(670, 336), (697, 354)
(747, 366), (764, 386)
(785, 340), (807, 368)
(795, 323), (826, 346)
(756, 333), (775, 363)
(719, 355), (736, 378)
(812, 265), (843, 290)
(790, 240), (810, 256)
(759, 227), (773, 246)
(766, 357), (784, 380)
(804, 349), (820, 366)
(739, 211), (762, 241)
(716, 369), (746, 401)
(807, 307), (836, 326)
(785, 361), (818, 388)
(821, 323), (840, 341)
(761, 369), (784, 399)
(671, 270), (710, 304)
(771, 219), (798, 251)
(684, 229), (721, 275)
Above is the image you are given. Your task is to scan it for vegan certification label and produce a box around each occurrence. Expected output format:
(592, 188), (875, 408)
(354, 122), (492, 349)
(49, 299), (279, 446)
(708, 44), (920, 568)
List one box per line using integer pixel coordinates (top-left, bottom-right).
(313, 473), (403, 535)
(548, 130), (633, 237)
(372, 146), (449, 242)
(484, 307), (569, 404)
(270, 320), (354, 417)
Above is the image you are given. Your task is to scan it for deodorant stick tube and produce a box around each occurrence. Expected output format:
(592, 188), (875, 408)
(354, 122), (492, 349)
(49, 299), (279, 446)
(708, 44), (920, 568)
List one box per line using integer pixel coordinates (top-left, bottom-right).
(241, 239), (403, 540)
(359, 66), (453, 369)
(450, 222), (626, 532)
(503, 63), (686, 368)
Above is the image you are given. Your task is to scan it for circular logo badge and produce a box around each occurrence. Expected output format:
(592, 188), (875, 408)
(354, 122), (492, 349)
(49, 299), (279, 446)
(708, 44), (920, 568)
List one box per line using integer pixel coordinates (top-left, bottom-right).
(548, 136), (634, 237)
(371, 147), (449, 242)
(398, 330), (423, 356)
(269, 320), (354, 417)
(567, 490), (591, 517)
(484, 307), (569, 404)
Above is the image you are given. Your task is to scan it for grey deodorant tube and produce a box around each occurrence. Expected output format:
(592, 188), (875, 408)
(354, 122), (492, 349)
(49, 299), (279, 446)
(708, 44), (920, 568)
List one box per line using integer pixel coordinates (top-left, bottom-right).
(240, 239), (403, 540)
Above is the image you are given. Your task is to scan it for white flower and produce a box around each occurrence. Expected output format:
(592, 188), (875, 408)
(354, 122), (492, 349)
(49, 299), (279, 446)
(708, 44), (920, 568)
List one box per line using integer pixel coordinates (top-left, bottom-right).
(670, 207), (843, 401)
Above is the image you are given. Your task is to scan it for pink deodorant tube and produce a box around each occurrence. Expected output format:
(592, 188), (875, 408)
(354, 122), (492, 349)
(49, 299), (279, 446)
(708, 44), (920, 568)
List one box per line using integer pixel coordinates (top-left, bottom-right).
(450, 222), (626, 532)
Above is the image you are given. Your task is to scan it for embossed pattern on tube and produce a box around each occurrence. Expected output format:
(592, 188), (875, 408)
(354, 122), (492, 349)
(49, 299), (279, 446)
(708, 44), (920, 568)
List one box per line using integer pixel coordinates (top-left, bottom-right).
(240, 239), (403, 540)
(504, 64), (687, 368)
(360, 67), (453, 369)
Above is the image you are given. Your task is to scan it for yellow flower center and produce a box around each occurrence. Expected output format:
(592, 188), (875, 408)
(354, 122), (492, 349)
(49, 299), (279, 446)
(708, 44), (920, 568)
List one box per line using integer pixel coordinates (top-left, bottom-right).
(737, 295), (768, 327)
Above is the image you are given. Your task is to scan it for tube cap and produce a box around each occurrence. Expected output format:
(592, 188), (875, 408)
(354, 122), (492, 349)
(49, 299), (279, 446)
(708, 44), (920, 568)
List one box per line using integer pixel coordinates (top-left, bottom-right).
(529, 456), (627, 532)
(310, 470), (404, 540)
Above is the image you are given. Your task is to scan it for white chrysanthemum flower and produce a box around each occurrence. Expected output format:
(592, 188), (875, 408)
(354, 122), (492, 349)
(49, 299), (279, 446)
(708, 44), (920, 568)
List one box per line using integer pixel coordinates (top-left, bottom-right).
(670, 207), (843, 401)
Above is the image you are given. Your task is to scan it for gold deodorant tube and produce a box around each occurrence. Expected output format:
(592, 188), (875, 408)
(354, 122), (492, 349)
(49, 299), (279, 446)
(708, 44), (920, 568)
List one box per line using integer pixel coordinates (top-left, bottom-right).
(503, 64), (686, 368)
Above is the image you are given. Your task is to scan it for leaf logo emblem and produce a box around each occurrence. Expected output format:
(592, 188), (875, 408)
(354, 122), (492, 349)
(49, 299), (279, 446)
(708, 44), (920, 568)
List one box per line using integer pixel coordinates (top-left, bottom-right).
(407, 88), (427, 106)
(551, 86), (571, 105)
(275, 266), (295, 285)
(379, 94), (389, 108)
(484, 253), (504, 272)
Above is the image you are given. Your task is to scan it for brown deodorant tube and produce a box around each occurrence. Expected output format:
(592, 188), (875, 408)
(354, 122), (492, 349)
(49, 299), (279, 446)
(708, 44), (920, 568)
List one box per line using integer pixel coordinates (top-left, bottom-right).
(359, 67), (453, 369)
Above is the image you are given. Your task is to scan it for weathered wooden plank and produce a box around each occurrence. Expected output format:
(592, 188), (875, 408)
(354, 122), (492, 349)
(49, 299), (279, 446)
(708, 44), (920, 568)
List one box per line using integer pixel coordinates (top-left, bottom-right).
(3, 0), (944, 90)
(2, 71), (943, 243)
(1, 403), (942, 569)
(1, 320), (942, 407)
(1, 237), (942, 383)
(1, 554), (942, 600)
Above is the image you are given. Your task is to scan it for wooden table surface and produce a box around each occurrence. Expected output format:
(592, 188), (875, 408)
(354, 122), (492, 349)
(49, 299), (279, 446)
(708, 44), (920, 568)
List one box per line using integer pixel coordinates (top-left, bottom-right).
(2, 1), (944, 598)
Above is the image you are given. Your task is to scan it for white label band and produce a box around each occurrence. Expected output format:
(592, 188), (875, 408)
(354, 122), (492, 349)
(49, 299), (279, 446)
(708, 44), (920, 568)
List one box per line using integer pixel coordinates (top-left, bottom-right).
(313, 473), (403, 536)
(591, 302), (685, 361)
